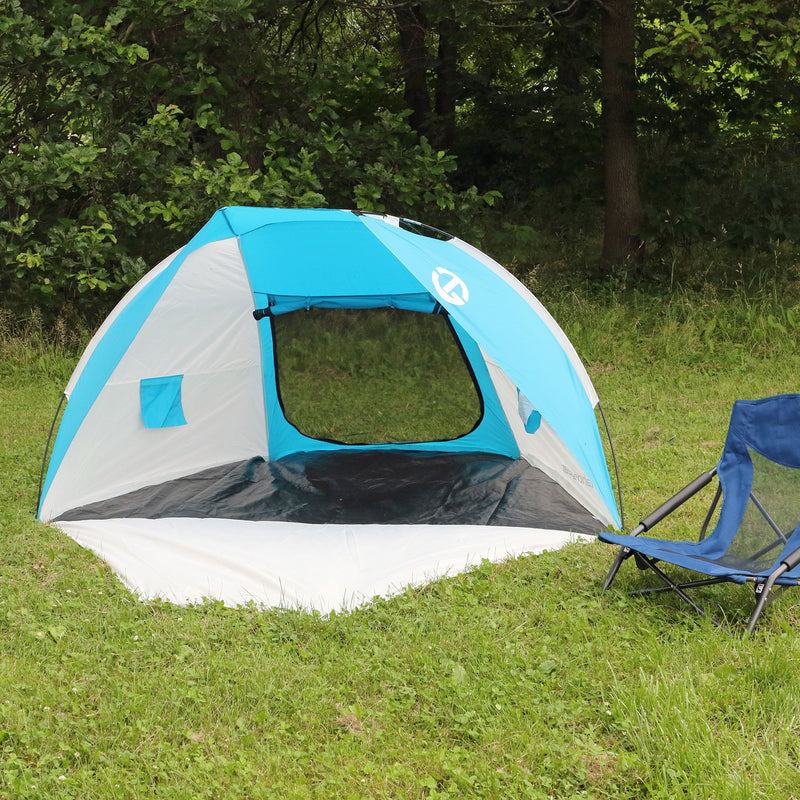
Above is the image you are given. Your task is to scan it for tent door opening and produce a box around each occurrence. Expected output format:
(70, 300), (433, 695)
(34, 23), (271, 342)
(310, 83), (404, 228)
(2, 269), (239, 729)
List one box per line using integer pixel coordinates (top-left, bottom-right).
(270, 306), (484, 447)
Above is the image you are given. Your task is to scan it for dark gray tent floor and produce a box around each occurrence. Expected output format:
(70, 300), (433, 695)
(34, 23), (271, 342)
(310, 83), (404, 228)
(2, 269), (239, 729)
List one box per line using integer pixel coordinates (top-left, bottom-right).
(57, 450), (602, 534)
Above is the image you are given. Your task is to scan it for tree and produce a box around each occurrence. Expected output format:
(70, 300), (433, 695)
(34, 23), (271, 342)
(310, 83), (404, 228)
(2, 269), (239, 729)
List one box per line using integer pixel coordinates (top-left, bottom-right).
(600, 0), (644, 265)
(393, 1), (463, 149)
(636, 0), (800, 249)
(0, 0), (494, 317)
(395, 4), (433, 136)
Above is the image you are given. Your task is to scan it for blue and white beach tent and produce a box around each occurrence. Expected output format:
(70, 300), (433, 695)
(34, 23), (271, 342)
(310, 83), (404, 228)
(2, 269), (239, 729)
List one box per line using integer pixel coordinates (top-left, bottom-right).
(38, 208), (620, 612)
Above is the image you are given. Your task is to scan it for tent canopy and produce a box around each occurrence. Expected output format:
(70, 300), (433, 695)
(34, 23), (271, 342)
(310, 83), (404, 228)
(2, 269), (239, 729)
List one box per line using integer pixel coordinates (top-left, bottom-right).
(39, 208), (620, 612)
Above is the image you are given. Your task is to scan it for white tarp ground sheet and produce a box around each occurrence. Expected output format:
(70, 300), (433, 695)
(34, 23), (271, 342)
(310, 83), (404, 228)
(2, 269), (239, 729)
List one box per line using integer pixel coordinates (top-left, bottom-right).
(54, 518), (592, 614)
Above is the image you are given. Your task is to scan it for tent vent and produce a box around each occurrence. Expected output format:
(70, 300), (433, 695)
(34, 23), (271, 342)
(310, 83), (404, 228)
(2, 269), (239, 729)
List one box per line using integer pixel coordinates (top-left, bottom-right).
(398, 218), (453, 242)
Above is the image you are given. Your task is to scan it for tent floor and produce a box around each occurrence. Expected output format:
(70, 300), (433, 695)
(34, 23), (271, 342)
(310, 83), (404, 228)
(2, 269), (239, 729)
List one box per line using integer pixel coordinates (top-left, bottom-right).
(57, 450), (602, 534)
(54, 517), (593, 611)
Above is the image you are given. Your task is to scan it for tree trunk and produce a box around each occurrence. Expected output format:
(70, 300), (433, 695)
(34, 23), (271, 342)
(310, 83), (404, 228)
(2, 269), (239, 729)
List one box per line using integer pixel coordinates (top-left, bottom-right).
(395, 4), (432, 137)
(601, 0), (644, 266)
(433, 16), (458, 149)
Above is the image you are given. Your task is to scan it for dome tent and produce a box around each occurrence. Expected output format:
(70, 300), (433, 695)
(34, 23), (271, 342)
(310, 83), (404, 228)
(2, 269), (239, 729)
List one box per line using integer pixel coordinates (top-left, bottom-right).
(38, 208), (620, 612)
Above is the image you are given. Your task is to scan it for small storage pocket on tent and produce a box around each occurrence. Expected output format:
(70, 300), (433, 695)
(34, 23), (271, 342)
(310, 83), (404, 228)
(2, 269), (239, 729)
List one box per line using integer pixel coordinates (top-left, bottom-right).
(140, 375), (187, 428)
(517, 389), (541, 434)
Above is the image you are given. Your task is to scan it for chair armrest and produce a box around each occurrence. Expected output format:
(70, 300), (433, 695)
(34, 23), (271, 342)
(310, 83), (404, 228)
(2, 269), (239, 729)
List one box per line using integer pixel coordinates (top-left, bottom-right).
(781, 545), (800, 572)
(636, 467), (718, 535)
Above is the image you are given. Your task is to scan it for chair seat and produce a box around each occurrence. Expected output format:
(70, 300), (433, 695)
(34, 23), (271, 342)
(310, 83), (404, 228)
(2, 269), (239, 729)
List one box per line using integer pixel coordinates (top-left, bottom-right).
(599, 530), (800, 585)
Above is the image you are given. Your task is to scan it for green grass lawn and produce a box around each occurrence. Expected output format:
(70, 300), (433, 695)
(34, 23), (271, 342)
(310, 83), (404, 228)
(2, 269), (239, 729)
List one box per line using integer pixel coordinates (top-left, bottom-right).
(2, 290), (800, 799)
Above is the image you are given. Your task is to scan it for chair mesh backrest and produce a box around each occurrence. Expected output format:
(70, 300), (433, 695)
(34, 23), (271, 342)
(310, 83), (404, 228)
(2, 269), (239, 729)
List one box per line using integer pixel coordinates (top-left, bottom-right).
(711, 395), (800, 573)
(723, 448), (800, 571)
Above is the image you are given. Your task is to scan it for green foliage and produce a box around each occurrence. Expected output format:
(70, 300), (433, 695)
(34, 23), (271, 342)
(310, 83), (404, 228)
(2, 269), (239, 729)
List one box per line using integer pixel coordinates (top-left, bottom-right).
(451, 1), (603, 204)
(456, 0), (800, 266)
(0, 1), (494, 318)
(640, 136), (800, 250)
(3, 0), (800, 311)
(635, 1), (800, 253)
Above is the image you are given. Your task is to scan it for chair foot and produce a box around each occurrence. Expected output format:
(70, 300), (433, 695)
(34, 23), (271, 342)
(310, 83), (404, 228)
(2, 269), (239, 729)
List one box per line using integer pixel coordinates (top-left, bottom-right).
(602, 546), (630, 591)
(746, 586), (771, 635)
(746, 567), (786, 635)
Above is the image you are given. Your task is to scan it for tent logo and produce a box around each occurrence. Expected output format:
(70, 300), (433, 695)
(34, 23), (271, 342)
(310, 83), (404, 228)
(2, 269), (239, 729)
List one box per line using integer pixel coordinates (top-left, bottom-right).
(432, 267), (469, 306)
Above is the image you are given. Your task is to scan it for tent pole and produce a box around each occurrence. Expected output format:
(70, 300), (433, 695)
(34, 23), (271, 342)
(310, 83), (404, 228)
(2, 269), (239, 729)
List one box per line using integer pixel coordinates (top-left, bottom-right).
(597, 402), (625, 530)
(36, 392), (65, 517)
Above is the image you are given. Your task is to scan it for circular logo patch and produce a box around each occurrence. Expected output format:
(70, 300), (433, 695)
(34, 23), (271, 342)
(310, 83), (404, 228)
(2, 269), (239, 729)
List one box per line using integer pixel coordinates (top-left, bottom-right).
(432, 267), (469, 306)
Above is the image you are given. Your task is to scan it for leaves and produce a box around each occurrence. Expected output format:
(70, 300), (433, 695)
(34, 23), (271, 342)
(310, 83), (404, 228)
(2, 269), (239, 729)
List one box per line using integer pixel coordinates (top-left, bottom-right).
(2, 0), (800, 310)
(0, 2), (492, 318)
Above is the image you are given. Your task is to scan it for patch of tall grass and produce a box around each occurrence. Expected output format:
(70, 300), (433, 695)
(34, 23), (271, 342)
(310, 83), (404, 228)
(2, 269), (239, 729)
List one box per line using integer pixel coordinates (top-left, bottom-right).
(548, 283), (800, 369)
(0, 306), (87, 387)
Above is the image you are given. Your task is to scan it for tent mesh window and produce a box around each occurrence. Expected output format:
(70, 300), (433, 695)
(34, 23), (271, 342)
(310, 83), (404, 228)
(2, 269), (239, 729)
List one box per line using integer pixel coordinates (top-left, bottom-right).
(721, 447), (800, 572)
(272, 307), (483, 445)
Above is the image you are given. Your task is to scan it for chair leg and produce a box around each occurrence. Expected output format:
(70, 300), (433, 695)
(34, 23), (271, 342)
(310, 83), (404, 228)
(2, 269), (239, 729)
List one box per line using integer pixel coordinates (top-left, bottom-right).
(746, 565), (788, 636)
(632, 555), (720, 625)
(633, 577), (727, 595)
(747, 584), (774, 635)
(602, 546), (631, 591)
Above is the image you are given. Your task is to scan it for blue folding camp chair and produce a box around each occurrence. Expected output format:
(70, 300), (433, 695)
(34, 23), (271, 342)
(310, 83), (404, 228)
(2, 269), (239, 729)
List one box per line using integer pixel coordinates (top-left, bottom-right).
(600, 394), (800, 633)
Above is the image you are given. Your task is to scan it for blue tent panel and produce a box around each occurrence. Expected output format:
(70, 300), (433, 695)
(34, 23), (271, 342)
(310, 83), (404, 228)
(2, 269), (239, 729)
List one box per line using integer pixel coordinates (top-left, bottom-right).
(359, 216), (618, 524)
(258, 314), (520, 461)
(240, 218), (429, 307)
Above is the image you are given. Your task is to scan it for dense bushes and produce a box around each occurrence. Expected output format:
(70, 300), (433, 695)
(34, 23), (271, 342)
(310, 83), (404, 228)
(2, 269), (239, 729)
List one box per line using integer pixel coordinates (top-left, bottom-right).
(2, 1), (799, 319)
(0, 3), (496, 318)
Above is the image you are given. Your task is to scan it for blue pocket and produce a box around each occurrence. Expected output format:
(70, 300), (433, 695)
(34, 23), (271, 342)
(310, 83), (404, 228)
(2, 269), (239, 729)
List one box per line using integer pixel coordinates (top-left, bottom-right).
(140, 375), (187, 428)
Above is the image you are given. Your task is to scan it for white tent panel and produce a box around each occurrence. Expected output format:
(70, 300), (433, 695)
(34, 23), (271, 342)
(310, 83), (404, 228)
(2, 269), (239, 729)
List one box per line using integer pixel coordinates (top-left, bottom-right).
(65, 249), (184, 399)
(482, 352), (616, 527)
(41, 239), (267, 520)
(56, 517), (592, 613)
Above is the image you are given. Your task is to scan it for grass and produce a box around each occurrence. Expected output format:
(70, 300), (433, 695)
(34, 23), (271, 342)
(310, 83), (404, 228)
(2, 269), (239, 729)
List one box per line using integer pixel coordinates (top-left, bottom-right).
(3, 288), (800, 798)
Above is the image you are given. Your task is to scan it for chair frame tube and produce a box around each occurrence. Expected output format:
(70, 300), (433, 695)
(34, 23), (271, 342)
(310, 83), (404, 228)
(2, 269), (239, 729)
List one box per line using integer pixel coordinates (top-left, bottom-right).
(603, 468), (800, 633)
(602, 468), (717, 591)
(746, 546), (800, 634)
